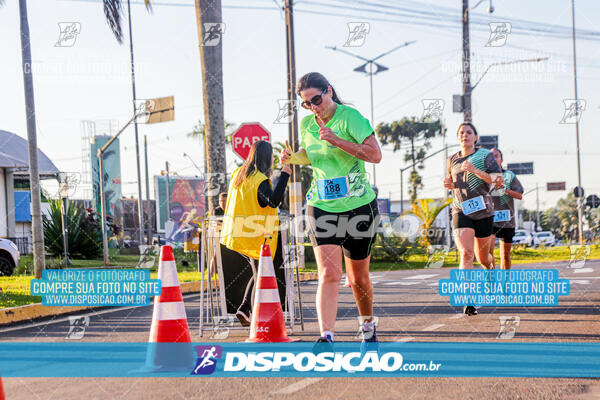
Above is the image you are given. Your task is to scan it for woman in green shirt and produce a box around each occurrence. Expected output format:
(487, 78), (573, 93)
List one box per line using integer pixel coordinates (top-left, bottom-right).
(282, 72), (382, 351)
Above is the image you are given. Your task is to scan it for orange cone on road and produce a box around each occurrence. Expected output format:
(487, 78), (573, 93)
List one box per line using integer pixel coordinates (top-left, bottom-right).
(246, 244), (295, 343)
(143, 245), (194, 371)
(0, 377), (5, 400)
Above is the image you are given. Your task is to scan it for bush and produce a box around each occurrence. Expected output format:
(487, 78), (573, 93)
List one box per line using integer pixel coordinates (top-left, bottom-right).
(43, 199), (103, 259)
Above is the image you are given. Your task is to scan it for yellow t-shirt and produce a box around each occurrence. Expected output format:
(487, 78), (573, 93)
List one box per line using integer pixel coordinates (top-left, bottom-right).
(220, 168), (279, 260)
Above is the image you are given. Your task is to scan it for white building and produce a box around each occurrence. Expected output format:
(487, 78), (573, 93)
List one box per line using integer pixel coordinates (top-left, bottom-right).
(0, 130), (59, 253)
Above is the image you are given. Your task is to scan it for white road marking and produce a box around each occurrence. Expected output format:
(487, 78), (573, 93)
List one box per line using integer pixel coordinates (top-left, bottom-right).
(574, 268), (594, 274)
(423, 324), (445, 331)
(428, 282), (439, 286)
(404, 274), (439, 280)
(395, 336), (415, 342)
(571, 280), (590, 285)
(449, 314), (464, 320)
(271, 378), (323, 395)
(383, 281), (421, 286)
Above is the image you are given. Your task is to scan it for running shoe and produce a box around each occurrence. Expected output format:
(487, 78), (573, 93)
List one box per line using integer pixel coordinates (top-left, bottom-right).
(235, 310), (251, 327)
(463, 305), (478, 316)
(312, 336), (334, 354)
(360, 324), (379, 354)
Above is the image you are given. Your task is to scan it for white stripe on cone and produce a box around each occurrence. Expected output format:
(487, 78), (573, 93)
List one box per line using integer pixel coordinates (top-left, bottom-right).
(153, 301), (187, 321)
(258, 255), (275, 277)
(158, 260), (180, 287)
(255, 288), (280, 304)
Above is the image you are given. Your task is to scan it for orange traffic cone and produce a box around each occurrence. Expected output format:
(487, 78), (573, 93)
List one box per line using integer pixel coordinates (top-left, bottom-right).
(0, 377), (5, 400)
(143, 245), (195, 371)
(246, 244), (295, 343)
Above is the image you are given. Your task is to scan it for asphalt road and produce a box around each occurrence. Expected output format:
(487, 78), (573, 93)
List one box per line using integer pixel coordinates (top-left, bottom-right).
(2, 259), (600, 399)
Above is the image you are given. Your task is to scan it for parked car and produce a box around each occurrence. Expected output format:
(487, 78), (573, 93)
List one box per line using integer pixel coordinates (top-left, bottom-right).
(535, 231), (556, 246)
(0, 238), (20, 276)
(513, 230), (537, 247)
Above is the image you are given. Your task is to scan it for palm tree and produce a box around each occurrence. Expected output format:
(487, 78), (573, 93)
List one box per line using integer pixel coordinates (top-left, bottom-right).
(102, 0), (152, 44)
(187, 120), (235, 176)
(411, 198), (453, 251)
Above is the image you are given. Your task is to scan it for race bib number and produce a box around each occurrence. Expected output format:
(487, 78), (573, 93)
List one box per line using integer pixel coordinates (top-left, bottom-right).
(462, 196), (486, 215)
(494, 210), (511, 222)
(317, 176), (349, 200)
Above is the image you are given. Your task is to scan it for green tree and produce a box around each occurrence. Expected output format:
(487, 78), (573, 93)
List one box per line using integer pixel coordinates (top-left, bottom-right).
(411, 198), (452, 251)
(376, 117), (443, 202)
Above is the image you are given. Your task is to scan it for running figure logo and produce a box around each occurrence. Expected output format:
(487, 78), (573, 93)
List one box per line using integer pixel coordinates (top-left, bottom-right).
(485, 22), (512, 47)
(567, 245), (590, 269)
(344, 22), (370, 47)
(202, 23), (225, 46)
(66, 316), (89, 339)
(191, 345), (223, 375)
(497, 316), (520, 339)
(425, 245), (449, 269)
(559, 99), (586, 124)
(55, 22), (81, 47)
(274, 99), (298, 124)
(421, 99), (444, 123)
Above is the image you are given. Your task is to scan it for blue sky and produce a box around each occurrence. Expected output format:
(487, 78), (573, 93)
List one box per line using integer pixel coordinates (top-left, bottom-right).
(1, 0), (599, 211)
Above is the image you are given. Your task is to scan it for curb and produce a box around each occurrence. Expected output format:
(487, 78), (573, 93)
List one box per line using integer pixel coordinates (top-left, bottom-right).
(0, 271), (319, 327)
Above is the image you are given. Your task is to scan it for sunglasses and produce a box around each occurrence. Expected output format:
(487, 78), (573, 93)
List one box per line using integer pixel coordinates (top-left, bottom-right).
(300, 88), (328, 109)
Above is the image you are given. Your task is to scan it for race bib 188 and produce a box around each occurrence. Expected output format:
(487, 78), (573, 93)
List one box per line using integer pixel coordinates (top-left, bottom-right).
(317, 176), (349, 200)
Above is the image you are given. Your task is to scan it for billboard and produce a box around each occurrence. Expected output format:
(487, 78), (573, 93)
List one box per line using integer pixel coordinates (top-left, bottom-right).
(91, 135), (122, 220)
(154, 176), (206, 243)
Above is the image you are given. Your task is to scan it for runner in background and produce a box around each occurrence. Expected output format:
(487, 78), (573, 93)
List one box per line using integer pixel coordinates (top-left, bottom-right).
(282, 72), (381, 351)
(488, 148), (524, 269)
(444, 122), (503, 316)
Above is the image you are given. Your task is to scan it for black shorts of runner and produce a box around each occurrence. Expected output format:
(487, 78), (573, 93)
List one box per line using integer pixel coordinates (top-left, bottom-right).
(307, 199), (379, 260)
(493, 227), (515, 244)
(452, 212), (494, 238)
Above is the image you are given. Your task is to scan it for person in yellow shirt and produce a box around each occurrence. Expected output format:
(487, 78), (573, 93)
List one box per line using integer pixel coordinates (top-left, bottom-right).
(220, 140), (291, 326)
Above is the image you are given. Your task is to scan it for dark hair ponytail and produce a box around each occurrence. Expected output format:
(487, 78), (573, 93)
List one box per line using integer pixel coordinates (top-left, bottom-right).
(233, 140), (273, 188)
(297, 72), (343, 104)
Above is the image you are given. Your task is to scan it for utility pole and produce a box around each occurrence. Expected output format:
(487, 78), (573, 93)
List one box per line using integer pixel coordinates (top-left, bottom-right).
(165, 161), (171, 222)
(462, 0), (472, 122)
(536, 182), (540, 231)
(284, 0), (304, 271)
(19, 0), (45, 278)
(571, 0), (584, 245)
(144, 135), (151, 244)
(126, 0), (145, 247)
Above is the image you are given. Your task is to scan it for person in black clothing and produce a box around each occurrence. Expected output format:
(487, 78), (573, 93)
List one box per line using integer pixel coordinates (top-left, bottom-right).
(213, 192), (227, 216)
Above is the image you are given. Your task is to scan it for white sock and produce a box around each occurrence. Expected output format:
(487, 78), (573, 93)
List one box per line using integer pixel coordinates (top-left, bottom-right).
(362, 321), (374, 331)
(323, 330), (334, 341)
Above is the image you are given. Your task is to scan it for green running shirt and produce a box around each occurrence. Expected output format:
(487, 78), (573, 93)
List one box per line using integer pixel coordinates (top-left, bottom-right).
(300, 103), (376, 213)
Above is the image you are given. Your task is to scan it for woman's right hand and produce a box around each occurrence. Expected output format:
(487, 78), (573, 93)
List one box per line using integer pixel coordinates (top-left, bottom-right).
(282, 164), (292, 175)
(443, 175), (454, 189)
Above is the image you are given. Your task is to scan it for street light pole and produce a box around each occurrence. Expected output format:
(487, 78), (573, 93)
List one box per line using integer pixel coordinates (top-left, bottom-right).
(59, 180), (71, 266)
(326, 41), (416, 185)
(462, 0), (472, 123)
(571, 0), (584, 245)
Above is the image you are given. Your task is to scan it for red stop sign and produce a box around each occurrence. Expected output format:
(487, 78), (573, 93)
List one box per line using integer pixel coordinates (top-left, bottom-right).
(231, 123), (271, 160)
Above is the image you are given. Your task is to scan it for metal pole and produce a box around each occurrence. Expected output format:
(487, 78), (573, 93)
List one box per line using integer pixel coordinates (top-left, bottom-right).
(61, 197), (70, 265)
(165, 161), (171, 221)
(571, 0), (584, 245)
(400, 169), (404, 214)
(99, 150), (109, 266)
(536, 182), (540, 231)
(144, 135), (151, 244)
(369, 62), (376, 185)
(462, 0), (472, 122)
(284, 0), (304, 270)
(126, 0), (145, 247)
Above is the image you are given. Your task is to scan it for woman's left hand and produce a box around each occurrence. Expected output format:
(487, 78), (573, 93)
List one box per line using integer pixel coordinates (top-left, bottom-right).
(282, 164), (292, 175)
